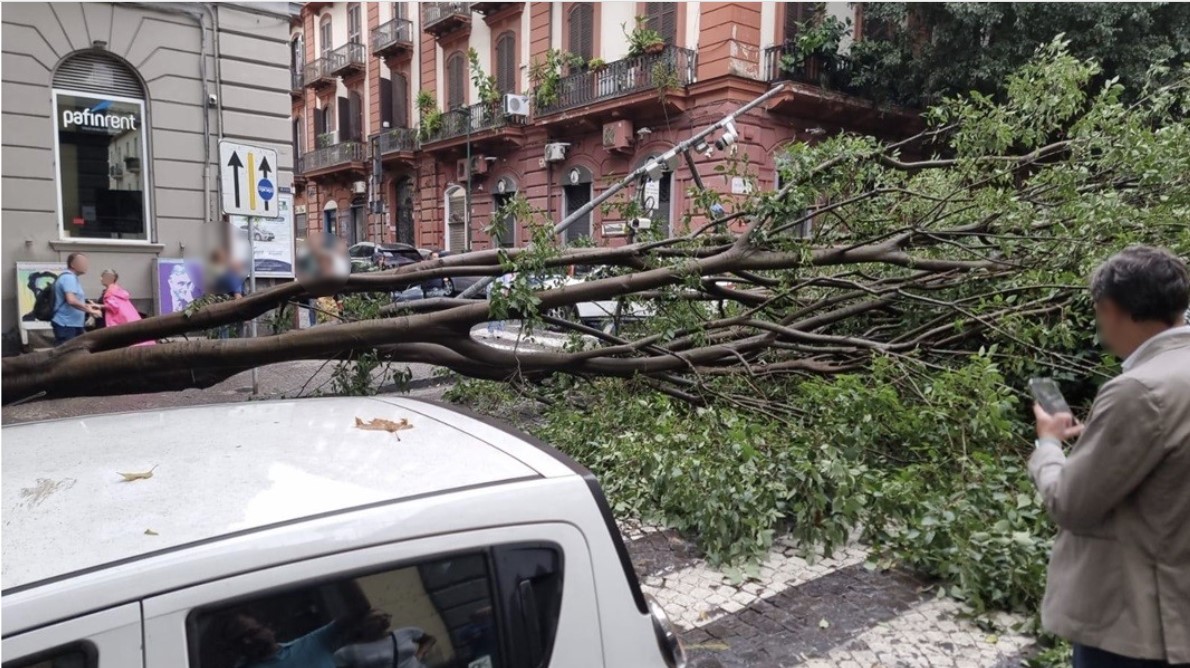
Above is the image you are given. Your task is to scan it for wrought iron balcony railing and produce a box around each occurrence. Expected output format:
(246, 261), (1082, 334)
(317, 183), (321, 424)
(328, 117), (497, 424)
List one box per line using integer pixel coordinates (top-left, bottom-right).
(376, 127), (418, 155)
(424, 2), (471, 34)
(762, 43), (857, 91)
(422, 101), (527, 144)
(303, 57), (334, 87)
(301, 141), (366, 173)
(372, 17), (414, 55)
(534, 45), (697, 116)
(290, 68), (303, 94)
(326, 42), (367, 76)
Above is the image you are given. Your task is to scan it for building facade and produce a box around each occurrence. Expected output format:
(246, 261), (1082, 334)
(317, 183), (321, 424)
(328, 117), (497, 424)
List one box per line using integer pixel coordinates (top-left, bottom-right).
(1, 2), (295, 351)
(290, 1), (919, 253)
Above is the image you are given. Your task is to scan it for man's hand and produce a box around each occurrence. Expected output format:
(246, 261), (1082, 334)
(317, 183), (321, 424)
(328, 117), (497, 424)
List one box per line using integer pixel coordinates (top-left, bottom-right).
(1033, 403), (1084, 442)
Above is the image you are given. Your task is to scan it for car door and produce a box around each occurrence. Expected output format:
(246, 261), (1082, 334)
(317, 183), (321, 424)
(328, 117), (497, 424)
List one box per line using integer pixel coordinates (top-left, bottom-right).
(142, 523), (603, 667)
(2, 602), (143, 668)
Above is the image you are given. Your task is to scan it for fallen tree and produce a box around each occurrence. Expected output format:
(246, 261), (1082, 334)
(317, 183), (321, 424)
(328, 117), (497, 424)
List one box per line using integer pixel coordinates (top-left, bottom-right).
(5, 41), (1188, 404)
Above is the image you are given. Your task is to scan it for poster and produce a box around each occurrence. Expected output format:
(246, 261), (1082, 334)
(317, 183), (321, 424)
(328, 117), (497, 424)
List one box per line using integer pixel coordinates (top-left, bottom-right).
(154, 258), (204, 315)
(15, 262), (67, 342)
(230, 191), (295, 278)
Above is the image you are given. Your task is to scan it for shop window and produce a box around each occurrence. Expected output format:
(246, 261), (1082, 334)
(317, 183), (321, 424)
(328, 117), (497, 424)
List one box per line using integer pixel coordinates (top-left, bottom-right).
(52, 52), (150, 242)
(567, 4), (594, 62)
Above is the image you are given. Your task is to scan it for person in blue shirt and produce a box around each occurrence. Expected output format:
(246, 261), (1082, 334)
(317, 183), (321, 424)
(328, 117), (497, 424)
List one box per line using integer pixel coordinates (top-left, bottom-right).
(51, 253), (101, 345)
(210, 248), (246, 339)
(225, 607), (384, 668)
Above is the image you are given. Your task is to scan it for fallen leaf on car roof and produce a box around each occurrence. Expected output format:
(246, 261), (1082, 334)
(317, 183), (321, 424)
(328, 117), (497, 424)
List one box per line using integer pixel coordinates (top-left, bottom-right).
(117, 465), (158, 482)
(355, 417), (413, 435)
(145, 529), (159, 536)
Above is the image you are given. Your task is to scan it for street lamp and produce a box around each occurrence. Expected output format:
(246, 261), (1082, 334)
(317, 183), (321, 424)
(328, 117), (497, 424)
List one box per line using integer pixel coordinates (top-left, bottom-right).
(457, 105), (473, 252)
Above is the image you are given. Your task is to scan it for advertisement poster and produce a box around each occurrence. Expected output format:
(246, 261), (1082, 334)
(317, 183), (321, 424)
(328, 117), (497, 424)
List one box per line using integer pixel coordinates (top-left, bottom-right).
(154, 258), (204, 315)
(230, 191), (295, 279)
(15, 262), (67, 342)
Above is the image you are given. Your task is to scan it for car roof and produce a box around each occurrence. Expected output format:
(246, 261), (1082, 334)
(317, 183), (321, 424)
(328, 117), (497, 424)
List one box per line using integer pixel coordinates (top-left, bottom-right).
(1, 397), (576, 592)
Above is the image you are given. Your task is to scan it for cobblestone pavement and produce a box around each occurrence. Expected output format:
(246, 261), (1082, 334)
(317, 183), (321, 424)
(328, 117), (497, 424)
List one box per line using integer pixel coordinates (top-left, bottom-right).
(620, 522), (1036, 668)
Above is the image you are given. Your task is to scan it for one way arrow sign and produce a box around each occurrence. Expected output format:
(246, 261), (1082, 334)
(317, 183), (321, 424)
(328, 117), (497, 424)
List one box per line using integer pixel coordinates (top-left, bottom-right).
(219, 140), (279, 218)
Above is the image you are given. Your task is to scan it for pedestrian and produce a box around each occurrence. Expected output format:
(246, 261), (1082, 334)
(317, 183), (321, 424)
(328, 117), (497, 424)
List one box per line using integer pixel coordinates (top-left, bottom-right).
(50, 252), (102, 345)
(210, 248), (245, 339)
(99, 269), (154, 346)
(1030, 245), (1190, 668)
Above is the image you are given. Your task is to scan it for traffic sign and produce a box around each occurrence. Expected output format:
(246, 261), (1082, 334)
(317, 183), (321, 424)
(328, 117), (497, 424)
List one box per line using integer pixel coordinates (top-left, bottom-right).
(219, 140), (279, 217)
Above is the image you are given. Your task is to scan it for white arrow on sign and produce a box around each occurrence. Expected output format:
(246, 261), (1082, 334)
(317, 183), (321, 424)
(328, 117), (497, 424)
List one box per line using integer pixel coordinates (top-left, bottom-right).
(219, 140), (279, 218)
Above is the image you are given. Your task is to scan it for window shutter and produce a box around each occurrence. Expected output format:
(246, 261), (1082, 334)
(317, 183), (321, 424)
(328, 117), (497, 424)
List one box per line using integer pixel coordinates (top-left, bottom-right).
(447, 53), (465, 109)
(569, 4), (593, 61)
(646, 3), (676, 44)
(349, 92), (363, 141)
(394, 73), (409, 127)
(53, 51), (144, 98)
(337, 96), (350, 139)
(314, 106), (326, 135)
(380, 77), (393, 128)
(496, 33), (515, 94)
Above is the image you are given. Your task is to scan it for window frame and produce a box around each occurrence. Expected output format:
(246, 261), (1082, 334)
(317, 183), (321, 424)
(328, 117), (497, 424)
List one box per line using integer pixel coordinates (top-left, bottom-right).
(1, 640), (98, 668)
(319, 14), (333, 57)
(494, 31), (517, 95)
(50, 88), (154, 245)
(446, 50), (467, 110)
(347, 3), (362, 45)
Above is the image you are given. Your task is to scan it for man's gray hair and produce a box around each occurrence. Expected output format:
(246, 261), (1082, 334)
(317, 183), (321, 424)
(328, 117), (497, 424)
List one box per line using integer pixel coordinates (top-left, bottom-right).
(1090, 246), (1189, 325)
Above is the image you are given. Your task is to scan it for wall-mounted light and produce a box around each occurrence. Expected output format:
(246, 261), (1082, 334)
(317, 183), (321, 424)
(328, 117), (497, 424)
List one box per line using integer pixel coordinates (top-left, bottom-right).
(92, 40), (107, 51)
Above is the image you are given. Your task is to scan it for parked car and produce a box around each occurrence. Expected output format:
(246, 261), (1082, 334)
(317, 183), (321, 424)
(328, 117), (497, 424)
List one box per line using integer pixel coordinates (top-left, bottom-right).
(1, 398), (687, 668)
(348, 242), (423, 273)
(393, 250), (486, 301)
(510, 267), (654, 331)
(237, 223), (275, 242)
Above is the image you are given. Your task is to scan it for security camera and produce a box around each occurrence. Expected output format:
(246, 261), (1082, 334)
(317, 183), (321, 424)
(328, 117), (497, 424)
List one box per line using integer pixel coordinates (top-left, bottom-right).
(207, 94), (218, 108)
(714, 120), (739, 151)
(629, 217), (653, 230)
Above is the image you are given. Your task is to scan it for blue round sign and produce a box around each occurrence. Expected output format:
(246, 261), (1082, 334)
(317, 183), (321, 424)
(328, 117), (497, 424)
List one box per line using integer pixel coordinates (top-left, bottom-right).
(257, 179), (274, 201)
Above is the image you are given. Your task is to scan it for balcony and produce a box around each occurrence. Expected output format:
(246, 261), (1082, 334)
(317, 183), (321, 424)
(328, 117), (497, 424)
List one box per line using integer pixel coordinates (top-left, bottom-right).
(424, 2), (471, 36)
(761, 43), (922, 134)
(375, 127), (418, 159)
(534, 46), (697, 120)
(421, 101), (527, 151)
(290, 69), (303, 97)
(301, 141), (367, 177)
(326, 42), (367, 77)
(372, 17), (414, 58)
(471, 2), (515, 15)
(303, 57), (335, 89)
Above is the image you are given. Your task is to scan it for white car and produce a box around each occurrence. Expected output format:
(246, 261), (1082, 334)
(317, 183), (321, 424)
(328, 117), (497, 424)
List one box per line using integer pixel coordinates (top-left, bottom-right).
(2, 398), (685, 668)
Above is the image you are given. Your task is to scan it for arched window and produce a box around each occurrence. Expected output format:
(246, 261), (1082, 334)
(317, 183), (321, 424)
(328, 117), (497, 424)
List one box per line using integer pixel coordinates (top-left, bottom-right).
(291, 35), (304, 73)
(319, 14), (333, 56)
(53, 51), (150, 242)
(568, 4), (594, 62)
(644, 3), (677, 45)
(446, 51), (466, 110)
(495, 32), (516, 94)
(444, 185), (467, 251)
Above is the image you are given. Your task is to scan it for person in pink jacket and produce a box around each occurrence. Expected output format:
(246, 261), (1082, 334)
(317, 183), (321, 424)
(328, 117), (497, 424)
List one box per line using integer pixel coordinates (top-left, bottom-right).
(100, 269), (155, 346)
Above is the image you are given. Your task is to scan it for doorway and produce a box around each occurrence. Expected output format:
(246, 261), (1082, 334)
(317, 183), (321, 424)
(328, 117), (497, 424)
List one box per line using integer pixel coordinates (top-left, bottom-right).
(562, 184), (591, 245)
(351, 204), (366, 245)
(395, 177), (415, 245)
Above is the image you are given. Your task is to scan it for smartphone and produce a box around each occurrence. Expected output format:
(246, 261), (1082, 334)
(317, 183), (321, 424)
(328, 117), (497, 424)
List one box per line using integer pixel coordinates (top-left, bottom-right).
(1029, 377), (1071, 415)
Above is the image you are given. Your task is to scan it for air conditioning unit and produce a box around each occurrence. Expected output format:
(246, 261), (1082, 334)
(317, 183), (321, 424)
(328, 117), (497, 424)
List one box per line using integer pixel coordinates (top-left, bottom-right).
(351, 181), (367, 195)
(544, 143), (568, 163)
(504, 93), (530, 117)
(108, 163), (124, 177)
(456, 156), (490, 180)
(602, 120), (633, 153)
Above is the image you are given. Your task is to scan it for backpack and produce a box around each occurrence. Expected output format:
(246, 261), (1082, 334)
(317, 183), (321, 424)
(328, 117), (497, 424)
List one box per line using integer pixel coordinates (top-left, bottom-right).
(32, 277), (59, 321)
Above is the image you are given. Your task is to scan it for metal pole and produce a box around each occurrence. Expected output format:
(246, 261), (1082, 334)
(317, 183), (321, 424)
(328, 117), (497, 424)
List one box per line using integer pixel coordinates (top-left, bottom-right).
(457, 83), (789, 298)
(247, 216), (258, 396)
(464, 106), (473, 252)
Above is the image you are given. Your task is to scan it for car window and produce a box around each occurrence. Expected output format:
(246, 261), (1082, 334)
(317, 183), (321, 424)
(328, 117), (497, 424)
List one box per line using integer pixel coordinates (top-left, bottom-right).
(190, 552), (502, 668)
(2, 643), (95, 668)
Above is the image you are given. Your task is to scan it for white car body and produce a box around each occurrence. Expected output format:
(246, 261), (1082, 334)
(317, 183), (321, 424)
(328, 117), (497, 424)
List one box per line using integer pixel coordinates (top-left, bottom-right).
(2, 398), (682, 667)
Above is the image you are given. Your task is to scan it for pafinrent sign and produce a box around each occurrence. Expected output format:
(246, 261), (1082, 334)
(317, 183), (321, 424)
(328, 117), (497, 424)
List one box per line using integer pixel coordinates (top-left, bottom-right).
(219, 140), (279, 218)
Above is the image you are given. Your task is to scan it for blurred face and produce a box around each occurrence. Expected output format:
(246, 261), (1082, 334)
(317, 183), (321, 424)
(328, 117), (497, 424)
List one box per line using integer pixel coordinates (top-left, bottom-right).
(1094, 297), (1130, 357)
(100, 272), (116, 287)
(70, 254), (89, 275)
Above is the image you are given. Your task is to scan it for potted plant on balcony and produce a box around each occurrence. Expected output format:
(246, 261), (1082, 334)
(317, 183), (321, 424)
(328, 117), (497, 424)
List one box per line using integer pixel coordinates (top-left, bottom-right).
(588, 57), (606, 73)
(469, 48), (502, 123)
(530, 49), (573, 110)
(416, 90), (444, 142)
(781, 15), (849, 85)
(317, 131), (336, 148)
(624, 16), (666, 58)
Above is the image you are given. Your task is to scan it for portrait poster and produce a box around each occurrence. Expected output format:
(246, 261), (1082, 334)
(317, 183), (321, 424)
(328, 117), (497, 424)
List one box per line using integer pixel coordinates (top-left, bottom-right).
(15, 262), (67, 343)
(154, 258), (204, 315)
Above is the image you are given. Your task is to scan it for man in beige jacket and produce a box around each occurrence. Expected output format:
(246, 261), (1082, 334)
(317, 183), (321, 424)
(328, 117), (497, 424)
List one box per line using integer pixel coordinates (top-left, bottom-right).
(1032, 246), (1190, 668)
